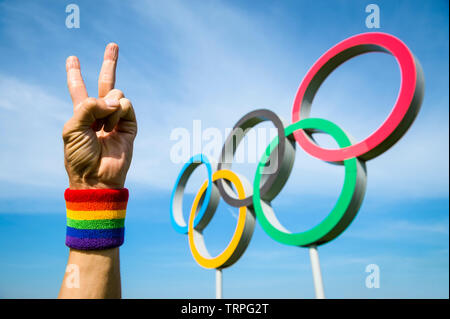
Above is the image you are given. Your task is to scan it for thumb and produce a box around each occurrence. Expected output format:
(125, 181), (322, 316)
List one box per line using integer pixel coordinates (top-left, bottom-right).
(72, 97), (120, 130)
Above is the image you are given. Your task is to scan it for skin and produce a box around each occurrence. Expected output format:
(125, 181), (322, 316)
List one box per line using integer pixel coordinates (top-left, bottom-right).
(58, 43), (137, 299)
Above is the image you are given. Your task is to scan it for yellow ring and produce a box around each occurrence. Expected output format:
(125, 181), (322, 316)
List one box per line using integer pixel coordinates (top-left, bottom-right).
(188, 169), (248, 269)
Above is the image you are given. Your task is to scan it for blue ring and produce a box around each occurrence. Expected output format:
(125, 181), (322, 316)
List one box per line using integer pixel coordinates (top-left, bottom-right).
(170, 154), (213, 234)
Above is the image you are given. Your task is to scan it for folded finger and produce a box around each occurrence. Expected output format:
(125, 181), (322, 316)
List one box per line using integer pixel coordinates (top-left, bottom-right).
(119, 98), (136, 122)
(104, 97), (136, 132)
(115, 98), (137, 136)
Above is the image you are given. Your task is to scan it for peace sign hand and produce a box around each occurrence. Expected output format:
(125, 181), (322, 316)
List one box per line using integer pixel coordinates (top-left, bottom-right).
(62, 43), (137, 190)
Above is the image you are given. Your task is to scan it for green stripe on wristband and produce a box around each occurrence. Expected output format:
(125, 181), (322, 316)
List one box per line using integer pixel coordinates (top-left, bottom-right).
(67, 217), (125, 230)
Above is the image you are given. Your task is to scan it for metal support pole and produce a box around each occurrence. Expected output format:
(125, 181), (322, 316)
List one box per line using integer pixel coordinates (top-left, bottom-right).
(216, 269), (222, 299)
(309, 245), (325, 299)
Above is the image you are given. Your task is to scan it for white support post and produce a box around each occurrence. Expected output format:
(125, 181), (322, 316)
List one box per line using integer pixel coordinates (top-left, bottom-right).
(216, 269), (222, 299)
(309, 245), (325, 299)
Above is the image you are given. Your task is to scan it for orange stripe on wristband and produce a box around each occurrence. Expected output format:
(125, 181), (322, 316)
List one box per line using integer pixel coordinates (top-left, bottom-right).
(65, 201), (128, 211)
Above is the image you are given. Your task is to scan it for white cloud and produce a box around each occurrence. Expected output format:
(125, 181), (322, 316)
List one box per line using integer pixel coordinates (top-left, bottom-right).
(0, 74), (70, 192)
(124, 0), (298, 188)
(347, 219), (449, 240)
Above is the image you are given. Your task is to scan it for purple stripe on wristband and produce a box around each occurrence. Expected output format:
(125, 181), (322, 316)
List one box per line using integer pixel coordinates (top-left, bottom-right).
(65, 236), (124, 250)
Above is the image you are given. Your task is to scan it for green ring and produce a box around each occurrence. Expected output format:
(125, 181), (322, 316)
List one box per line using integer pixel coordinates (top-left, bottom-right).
(253, 118), (365, 246)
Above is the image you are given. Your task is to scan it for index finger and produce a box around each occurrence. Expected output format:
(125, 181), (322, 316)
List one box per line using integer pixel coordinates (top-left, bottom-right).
(66, 56), (88, 108)
(98, 43), (119, 98)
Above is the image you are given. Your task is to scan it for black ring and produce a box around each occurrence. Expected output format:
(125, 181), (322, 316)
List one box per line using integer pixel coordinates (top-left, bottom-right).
(216, 109), (296, 207)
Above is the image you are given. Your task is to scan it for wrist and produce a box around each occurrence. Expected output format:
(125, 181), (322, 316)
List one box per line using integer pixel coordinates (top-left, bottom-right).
(69, 180), (125, 190)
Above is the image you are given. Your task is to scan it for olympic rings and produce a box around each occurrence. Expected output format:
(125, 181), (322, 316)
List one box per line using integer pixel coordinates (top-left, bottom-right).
(253, 118), (367, 247)
(170, 32), (424, 270)
(188, 169), (255, 269)
(292, 32), (424, 162)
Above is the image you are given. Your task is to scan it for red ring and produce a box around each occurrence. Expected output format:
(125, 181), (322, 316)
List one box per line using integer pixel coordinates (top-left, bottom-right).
(292, 32), (423, 162)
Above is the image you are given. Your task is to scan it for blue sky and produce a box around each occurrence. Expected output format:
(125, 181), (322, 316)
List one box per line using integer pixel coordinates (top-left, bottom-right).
(0, 0), (448, 298)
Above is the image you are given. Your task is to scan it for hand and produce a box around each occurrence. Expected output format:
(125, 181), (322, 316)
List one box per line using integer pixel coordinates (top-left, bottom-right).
(62, 43), (137, 189)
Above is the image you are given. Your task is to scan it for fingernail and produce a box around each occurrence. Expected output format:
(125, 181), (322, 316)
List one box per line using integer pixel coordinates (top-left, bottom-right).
(105, 99), (120, 107)
(66, 56), (80, 70)
(105, 43), (118, 60)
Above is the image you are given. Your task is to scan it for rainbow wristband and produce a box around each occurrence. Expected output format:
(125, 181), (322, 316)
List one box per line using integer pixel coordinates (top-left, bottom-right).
(65, 188), (128, 250)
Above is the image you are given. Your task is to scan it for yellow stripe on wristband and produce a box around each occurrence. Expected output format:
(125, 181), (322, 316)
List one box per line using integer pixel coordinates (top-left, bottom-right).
(66, 209), (127, 220)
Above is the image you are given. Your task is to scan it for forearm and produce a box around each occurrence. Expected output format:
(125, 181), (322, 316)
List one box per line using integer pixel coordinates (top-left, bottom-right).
(58, 248), (121, 298)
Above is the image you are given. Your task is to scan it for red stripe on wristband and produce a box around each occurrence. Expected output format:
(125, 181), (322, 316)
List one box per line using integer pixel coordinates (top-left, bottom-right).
(64, 188), (129, 203)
